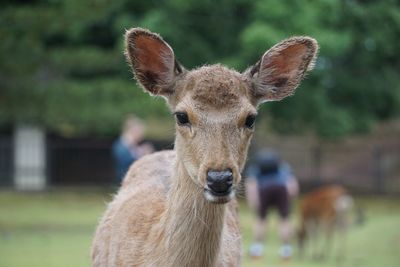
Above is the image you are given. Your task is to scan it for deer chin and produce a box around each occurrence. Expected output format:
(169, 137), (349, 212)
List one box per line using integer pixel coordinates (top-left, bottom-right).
(204, 188), (235, 204)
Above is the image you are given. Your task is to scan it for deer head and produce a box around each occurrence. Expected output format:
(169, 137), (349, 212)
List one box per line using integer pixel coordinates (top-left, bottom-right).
(125, 28), (318, 204)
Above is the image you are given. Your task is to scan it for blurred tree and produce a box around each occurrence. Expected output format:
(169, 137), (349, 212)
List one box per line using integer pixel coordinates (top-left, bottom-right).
(0, 0), (399, 138)
(240, 0), (400, 138)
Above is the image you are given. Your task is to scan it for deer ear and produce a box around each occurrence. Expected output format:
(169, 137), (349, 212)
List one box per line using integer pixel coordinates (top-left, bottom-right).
(125, 28), (184, 96)
(245, 37), (318, 104)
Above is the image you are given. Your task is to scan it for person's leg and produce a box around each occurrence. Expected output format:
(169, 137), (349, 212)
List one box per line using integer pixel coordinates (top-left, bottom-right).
(254, 217), (267, 243)
(249, 217), (267, 257)
(278, 217), (294, 259)
(245, 178), (260, 212)
(277, 186), (293, 259)
(279, 217), (292, 245)
(249, 185), (269, 258)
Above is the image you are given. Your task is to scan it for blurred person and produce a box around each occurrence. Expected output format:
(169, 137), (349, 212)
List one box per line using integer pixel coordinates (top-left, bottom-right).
(245, 149), (299, 260)
(112, 115), (154, 183)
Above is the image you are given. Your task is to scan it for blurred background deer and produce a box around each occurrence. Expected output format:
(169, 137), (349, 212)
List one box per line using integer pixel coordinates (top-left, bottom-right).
(297, 185), (363, 261)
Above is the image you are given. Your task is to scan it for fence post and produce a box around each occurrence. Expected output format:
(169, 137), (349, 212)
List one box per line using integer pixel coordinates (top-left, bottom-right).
(13, 124), (47, 191)
(373, 145), (384, 194)
(313, 145), (322, 183)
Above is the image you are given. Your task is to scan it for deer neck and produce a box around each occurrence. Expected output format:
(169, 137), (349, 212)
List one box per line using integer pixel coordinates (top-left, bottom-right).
(161, 160), (226, 267)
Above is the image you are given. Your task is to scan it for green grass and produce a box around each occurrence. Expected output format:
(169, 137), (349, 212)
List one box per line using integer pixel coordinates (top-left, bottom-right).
(0, 190), (399, 267)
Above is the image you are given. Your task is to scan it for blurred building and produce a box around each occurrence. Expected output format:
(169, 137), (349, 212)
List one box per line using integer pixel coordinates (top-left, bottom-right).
(0, 123), (399, 194)
(0, 125), (171, 190)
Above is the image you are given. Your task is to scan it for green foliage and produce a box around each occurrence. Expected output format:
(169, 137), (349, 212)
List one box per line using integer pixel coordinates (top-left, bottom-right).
(43, 79), (169, 136)
(1, 0), (399, 138)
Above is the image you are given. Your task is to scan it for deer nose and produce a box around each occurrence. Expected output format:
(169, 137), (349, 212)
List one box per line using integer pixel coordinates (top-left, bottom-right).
(206, 169), (233, 195)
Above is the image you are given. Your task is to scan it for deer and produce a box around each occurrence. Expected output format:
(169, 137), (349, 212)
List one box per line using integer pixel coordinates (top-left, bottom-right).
(297, 185), (357, 261)
(91, 27), (318, 267)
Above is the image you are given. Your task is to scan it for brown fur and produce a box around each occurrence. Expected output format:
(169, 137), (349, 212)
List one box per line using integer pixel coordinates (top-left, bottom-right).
(189, 65), (247, 108)
(298, 185), (354, 260)
(92, 28), (318, 266)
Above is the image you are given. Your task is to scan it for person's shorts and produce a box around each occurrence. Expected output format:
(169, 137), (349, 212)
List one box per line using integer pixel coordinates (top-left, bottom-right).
(257, 183), (290, 219)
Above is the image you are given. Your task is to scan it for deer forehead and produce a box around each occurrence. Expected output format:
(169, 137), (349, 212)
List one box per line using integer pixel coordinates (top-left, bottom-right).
(179, 65), (251, 109)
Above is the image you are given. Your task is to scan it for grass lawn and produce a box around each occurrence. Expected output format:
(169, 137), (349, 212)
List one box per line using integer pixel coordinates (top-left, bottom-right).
(0, 189), (399, 267)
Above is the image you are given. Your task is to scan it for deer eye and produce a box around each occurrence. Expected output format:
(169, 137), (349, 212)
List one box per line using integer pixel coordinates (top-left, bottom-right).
(244, 114), (256, 129)
(175, 112), (190, 126)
